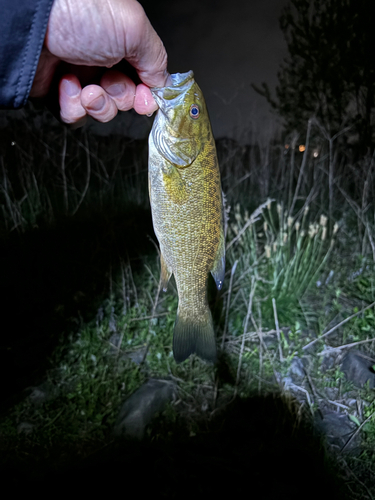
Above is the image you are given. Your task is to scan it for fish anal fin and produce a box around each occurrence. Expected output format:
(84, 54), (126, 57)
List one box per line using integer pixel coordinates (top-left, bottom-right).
(210, 235), (225, 291)
(160, 252), (172, 292)
(173, 306), (217, 363)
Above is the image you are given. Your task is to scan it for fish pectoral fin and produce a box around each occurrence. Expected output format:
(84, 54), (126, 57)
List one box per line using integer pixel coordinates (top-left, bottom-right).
(210, 234), (225, 290)
(160, 252), (172, 292)
(162, 164), (190, 204)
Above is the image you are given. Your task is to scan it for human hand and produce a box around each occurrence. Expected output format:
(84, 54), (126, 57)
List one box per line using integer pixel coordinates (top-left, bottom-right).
(30, 0), (169, 124)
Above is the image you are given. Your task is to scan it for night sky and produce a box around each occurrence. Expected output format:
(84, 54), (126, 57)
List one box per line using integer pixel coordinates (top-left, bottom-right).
(89, 0), (289, 141)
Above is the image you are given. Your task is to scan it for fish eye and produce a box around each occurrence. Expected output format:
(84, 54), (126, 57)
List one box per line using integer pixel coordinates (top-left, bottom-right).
(189, 104), (200, 120)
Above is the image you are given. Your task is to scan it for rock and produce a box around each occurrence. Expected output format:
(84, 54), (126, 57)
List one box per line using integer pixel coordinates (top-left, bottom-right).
(314, 410), (359, 452)
(108, 333), (122, 354)
(126, 347), (148, 364)
(320, 345), (340, 372)
(287, 356), (305, 380)
(325, 387), (339, 400)
(17, 422), (34, 435)
(341, 350), (375, 389)
(113, 378), (176, 439)
(27, 380), (59, 406)
(108, 334), (147, 364)
(29, 387), (48, 405)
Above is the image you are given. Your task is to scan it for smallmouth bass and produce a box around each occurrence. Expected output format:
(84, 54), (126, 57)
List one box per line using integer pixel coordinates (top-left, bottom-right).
(148, 71), (225, 363)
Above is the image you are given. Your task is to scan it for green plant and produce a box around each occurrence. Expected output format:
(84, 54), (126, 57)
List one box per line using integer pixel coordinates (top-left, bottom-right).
(226, 200), (337, 330)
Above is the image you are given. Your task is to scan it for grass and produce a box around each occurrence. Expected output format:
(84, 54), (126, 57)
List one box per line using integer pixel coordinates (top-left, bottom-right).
(0, 104), (375, 497)
(226, 200), (337, 330)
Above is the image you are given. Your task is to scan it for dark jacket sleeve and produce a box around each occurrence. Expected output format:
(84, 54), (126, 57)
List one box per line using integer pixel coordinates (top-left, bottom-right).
(0, 0), (54, 109)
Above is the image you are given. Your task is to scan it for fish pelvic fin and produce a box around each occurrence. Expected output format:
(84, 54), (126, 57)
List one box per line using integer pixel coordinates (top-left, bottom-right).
(173, 306), (217, 364)
(210, 234), (225, 291)
(160, 251), (172, 292)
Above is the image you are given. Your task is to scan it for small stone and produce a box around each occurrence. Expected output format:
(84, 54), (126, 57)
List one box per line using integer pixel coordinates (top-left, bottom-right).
(17, 422), (34, 435)
(287, 357), (305, 379)
(113, 378), (176, 440)
(314, 410), (359, 452)
(341, 350), (375, 389)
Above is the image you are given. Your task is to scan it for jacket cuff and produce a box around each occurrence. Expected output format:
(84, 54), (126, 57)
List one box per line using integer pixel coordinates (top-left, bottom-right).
(0, 0), (55, 109)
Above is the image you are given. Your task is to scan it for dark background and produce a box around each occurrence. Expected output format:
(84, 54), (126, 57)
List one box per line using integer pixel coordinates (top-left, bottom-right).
(86, 0), (289, 140)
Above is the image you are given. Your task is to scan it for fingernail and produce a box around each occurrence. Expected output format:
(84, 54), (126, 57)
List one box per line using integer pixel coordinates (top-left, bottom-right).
(88, 95), (105, 111)
(106, 83), (126, 97)
(61, 79), (79, 97)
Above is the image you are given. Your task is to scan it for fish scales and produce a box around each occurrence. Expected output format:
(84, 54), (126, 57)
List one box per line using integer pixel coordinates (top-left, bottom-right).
(148, 71), (225, 363)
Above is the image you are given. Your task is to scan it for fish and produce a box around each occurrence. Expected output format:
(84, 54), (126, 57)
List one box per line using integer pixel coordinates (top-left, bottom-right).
(148, 71), (225, 363)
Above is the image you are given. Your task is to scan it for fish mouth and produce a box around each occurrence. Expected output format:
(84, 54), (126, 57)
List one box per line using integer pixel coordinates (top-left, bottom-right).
(151, 71), (195, 110)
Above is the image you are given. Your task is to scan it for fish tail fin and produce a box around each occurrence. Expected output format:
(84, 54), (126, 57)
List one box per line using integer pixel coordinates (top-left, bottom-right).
(173, 305), (217, 364)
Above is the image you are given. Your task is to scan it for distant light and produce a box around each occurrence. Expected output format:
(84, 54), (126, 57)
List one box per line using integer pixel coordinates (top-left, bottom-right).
(313, 150), (319, 158)
(285, 144), (289, 149)
(11, 141), (16, 146)
(299, 145), (305, 152)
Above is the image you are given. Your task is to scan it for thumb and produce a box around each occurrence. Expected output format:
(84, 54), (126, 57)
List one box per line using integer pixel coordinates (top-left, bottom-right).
(121, 1), (169, 88)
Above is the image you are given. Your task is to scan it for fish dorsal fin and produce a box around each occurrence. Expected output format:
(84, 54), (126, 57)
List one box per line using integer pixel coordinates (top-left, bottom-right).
(152, 126), (200, 168)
